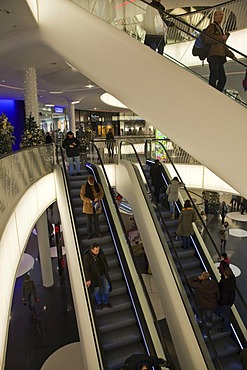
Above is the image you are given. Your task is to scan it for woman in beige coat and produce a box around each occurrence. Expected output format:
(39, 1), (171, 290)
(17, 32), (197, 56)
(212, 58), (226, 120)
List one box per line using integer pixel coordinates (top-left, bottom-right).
(176, 200), (197, 249)
(80, 175), (104, 239)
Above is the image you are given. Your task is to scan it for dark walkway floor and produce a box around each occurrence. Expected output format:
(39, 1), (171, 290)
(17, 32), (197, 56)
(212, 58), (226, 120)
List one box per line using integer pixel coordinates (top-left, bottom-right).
(5, 231), (79, 370)
(4, 205), (247, 370)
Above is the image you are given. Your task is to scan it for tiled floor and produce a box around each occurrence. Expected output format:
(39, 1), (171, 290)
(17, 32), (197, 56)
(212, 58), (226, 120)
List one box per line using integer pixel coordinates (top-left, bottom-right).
(4, 199), (247, 370)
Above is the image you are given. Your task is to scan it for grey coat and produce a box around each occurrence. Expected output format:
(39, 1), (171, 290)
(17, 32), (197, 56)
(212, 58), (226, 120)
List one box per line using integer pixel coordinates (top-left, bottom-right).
(176, 207), (197, 237)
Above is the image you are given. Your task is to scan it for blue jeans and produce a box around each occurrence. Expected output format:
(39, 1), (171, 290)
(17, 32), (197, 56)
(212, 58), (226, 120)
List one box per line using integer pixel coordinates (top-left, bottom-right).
(220, 305), (231, 331)
(200, 309), (213, 329)
(68, 156), (80, 174)
(182, 236), (191, 248)
(169, 201), (175, 214)
(94, 275), (110, 305)
(26, 293), (36, 315)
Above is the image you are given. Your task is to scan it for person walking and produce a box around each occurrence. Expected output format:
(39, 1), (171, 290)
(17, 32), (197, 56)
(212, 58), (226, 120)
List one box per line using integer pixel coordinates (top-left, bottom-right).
(149, 159), (163, 203)
(62, 131), (81, 176)
(218, 267), (236, 332)
(176, 199), (197, 249)
(220, 201), (228, 224)
(84, 243), (112, 310)
(80, 175), (104, 239)
(143, 0), (167, 55)
(105, 128), (115, 161)
(166, 176), (184, 219)
(219, 221), (229, 254)
(204, 10), (236, 92)
(22, 274), (37, 319)
(188, 271), (220, 330)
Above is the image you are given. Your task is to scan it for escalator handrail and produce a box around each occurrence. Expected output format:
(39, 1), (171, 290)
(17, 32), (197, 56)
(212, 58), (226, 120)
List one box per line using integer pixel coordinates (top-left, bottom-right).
(87, 143), (168, 363)
(140, 0), (247, 65)
(164, 53), (247, 108)
(56, 146), (105, 370)
(119, 140), (227, 369)
(153, 139), (247, 314)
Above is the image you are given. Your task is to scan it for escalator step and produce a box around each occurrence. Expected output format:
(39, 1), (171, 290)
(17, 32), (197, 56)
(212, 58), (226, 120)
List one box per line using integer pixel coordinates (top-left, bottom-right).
(102, 324), (142, 351)
(105, 342), (146, 370)
(97, 308), (136, 333)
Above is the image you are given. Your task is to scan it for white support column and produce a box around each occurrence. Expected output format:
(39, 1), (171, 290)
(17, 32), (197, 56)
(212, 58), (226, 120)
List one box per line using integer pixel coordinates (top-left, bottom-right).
(36, 212), (54, 288)
(67, 101), (76, 134)
(23, 66), (40, 125)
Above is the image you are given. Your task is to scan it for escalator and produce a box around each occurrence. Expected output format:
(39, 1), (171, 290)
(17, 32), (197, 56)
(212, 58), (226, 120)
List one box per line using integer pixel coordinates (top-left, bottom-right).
(58, 147), (169, 370)
(37, 0), (247, 197)
(119, 140), (247, 370)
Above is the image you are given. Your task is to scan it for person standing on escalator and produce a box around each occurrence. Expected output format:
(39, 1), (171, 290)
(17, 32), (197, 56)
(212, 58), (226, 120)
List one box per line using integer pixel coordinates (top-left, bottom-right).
(80, 175), (104, 239)
(143, 0), (167, 55)
(150, 159), (163, 203)
(204, 10), (236, 92)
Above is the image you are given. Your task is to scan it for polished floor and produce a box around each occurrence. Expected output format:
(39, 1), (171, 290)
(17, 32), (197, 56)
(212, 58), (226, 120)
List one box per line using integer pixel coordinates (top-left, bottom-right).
(4, 199), (247, 370)
(5, 231), (79, 370)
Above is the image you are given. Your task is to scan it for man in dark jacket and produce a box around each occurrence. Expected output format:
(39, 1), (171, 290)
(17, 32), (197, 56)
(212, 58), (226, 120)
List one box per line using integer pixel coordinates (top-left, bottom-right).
(188, 271), (220, 329)
(62, 131), (81, 175)
(84, 243), (112, 310)
(218, 267), (236, 332)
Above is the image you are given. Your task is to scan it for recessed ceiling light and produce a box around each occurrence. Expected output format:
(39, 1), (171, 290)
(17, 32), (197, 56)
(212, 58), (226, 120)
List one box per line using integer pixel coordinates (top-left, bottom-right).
(86, 84), (94, 89)
(94, 107), (98, 110)
(100, 93), (127, 108)
(71, 101), (80, 104)
(49, 91), (63, 94)
(1, 80), (5, 83)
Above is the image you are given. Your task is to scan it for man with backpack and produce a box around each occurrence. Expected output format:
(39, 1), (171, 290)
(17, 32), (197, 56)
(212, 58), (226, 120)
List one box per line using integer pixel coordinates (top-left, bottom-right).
(204, 10), (236, 92)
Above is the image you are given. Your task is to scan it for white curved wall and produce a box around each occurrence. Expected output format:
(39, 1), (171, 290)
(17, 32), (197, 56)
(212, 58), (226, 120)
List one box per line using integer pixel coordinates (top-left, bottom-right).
(36, 0), (247, 197)
(0, 170), (100, 370)
(0, 173), (56, 369)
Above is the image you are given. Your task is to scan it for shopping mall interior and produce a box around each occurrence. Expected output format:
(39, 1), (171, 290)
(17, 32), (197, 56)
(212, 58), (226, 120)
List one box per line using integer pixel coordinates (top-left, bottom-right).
(1, 1), (247, 370)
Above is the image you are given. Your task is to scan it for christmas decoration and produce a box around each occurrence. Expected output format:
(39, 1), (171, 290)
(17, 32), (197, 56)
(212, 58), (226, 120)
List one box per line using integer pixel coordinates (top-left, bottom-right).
(20, 113), (44, 148)
(0, 113), (15, 155)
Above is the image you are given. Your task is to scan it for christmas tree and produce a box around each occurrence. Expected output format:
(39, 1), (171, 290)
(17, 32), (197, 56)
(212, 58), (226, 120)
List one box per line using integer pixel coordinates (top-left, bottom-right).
(20, 113), (44, 148)
(0, 113), (15, 155)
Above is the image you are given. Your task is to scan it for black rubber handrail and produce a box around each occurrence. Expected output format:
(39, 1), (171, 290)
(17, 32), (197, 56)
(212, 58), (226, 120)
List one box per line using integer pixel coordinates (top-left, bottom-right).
(140, 0), (247, 66)
(56, 146), (105, 370)
(149, 139), (247, 314)
(164, 53), (247, 108)
(87, 143), (170, 365)
(119, 140), (225, 369)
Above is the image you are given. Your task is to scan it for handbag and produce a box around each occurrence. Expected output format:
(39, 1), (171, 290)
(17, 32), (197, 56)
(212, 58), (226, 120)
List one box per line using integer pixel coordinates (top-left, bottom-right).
(93, 201), (101, 212)
(219, 229), (225, 235)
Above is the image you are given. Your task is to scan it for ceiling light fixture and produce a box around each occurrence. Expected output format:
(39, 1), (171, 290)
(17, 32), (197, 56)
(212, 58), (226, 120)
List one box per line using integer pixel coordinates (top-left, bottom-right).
(100, 92), (127, 108)
(86, 84), (94, 89)
(71, 101), (80, 104)
(45, 104), (54, 107)
(49, 91), (63, 94)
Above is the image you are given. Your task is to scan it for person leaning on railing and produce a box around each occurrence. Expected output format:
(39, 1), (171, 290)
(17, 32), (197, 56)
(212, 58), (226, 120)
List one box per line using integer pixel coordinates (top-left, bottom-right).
(204, 10), (236, 92)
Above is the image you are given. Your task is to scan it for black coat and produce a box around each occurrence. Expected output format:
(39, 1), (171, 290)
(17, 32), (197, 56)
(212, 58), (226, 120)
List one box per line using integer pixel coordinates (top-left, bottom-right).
(219, 275), (236, 306)
(150, 164), (163, 187)
(83, 249), (110, 288)
(62, 135), (80, 157)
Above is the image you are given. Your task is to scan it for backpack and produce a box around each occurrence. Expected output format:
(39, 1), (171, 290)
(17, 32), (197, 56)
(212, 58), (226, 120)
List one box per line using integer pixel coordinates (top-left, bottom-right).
(192, 25), (215, 61)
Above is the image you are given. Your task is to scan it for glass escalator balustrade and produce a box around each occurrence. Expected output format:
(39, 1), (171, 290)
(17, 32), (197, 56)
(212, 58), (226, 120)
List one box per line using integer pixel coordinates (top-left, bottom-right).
(69, 0), (247, 105)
